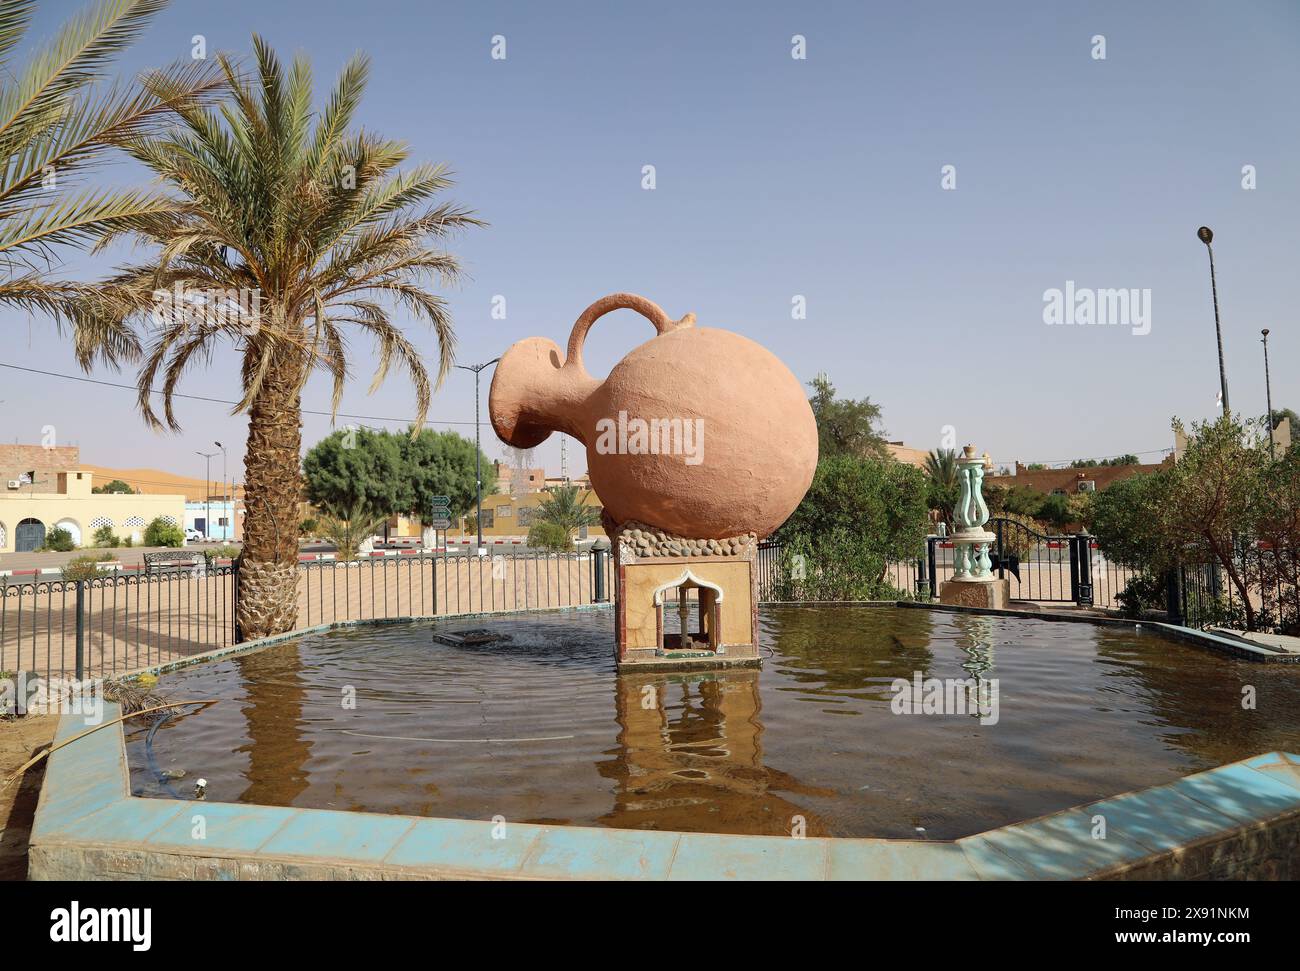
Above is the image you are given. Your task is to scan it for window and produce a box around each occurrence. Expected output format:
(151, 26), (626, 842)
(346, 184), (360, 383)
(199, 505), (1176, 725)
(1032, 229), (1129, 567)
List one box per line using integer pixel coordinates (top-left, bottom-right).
(498, 505), (512, 517)
(517, 507), (533, 527)
(480, 509), (494, 529)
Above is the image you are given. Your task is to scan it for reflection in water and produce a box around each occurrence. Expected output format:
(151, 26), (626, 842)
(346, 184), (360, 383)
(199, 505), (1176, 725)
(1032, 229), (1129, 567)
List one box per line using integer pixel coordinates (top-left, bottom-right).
(233, 646), (311, 805)
(600, 672), (833, 835)
(127, 606), (1300, 839)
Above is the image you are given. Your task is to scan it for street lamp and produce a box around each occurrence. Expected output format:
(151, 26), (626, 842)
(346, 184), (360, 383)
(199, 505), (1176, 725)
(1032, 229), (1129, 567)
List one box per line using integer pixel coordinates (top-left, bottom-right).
(1261, 329), (1276, 461)
(1197, 226), (1231, 416)
(195, 450), (217, 541)
(454, 358), (500, 555)
(214, 441), (228, 539)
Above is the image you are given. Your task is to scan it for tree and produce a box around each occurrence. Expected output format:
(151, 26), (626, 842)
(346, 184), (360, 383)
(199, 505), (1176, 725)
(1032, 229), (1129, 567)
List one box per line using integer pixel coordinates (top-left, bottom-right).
(1165, 417), (1268, 629)
(76, 39), (480, 638)
(143, 516), (183, 547)
(0, 0), (220, 344)
(1092, 416), (1270, 630)
(535, 485), (600, 542)
(923, 448), (959, 528)
(1270, 407), (1298, 432)
(1070, 454), (1139, 468)
(303, 427), (407, 515)
(807, 375), (888, 460)
(401, 427), (494, 520)
(775, 454), (929, 599)
(316, 500), (386, 560)
(304, 426), (493, 528)
(92, 478), (135, 494)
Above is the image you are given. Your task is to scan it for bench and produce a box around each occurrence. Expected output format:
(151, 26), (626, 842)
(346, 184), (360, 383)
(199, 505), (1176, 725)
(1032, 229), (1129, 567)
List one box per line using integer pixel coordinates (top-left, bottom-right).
(143, 550), (205, 574)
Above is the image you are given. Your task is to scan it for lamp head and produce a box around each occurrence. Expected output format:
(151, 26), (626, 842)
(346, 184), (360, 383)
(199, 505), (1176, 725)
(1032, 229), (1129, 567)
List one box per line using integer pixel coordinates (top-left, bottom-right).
(1197, 226), (1214, 245)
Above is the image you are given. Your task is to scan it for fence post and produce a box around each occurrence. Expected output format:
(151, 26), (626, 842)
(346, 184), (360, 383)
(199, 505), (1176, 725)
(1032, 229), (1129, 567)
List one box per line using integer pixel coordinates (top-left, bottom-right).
(1075, 531), (1094, 606)
(593, 547), (607, 603)
(74, 579), (86, 681)
(1164, 568), (1184, 626)
(926, 536), (938, 599)
(916, 546), (930, 601)
(232, 555), (243, 644)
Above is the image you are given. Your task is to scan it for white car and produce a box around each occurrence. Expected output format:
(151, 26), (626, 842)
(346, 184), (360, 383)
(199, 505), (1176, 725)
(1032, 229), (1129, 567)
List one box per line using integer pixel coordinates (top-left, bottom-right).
(184, 527), (205, 543)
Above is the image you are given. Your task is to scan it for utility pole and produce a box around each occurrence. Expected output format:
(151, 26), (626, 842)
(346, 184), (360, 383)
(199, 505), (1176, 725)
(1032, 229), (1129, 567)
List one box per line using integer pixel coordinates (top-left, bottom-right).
(454, 359), (499, 555)
(1261, 329), (1276, 461)
(1197, 227), (1231, 416)
(196, 450), (217, 541)
(215, 441), (228, 538)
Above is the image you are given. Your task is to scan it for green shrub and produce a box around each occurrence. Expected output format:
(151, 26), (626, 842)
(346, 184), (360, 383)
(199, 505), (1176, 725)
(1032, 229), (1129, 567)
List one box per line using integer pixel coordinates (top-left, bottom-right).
(61, 554), (115, 581)
(41, 526), (75, 552)
(1116, 571), (1166, 618)
(143, 517), (184, 548)
(528, 521), (572, 551)
(122, 536), (133, 548)
(205, 544), (240, 562)
(92, 524), (119, 548)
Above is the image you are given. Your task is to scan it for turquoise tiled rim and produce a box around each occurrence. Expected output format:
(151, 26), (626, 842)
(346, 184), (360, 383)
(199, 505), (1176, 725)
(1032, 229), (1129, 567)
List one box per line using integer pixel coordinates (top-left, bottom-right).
(29, 701), (1300, 880)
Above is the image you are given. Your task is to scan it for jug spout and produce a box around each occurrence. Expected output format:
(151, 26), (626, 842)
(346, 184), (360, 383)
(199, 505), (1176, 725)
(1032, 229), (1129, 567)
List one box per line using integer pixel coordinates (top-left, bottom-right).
(489, 335), (600, 449)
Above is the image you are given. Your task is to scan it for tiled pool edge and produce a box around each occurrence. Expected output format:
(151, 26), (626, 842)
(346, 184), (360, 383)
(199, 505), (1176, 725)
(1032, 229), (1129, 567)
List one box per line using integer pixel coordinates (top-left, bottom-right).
(28, 703), (1300, 880)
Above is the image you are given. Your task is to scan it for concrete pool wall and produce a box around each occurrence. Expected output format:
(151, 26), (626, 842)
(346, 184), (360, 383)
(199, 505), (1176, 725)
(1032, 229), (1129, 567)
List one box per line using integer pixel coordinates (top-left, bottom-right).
(27, 606), (1300, 880)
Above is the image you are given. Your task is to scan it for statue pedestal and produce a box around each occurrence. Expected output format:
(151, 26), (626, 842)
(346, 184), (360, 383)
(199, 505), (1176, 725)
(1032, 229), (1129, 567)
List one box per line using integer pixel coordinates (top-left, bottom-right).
(940, 578), (1011, 610)
(612, 521), (762, 670)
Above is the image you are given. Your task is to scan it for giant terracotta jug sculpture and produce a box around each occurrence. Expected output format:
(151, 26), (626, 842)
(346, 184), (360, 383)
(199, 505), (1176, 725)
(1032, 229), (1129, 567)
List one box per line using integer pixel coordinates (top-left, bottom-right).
(489, 293), (817, 540)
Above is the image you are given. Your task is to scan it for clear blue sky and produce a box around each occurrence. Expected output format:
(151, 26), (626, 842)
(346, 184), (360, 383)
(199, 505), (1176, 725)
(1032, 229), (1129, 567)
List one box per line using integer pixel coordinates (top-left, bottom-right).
(4, 0), (1298, 484)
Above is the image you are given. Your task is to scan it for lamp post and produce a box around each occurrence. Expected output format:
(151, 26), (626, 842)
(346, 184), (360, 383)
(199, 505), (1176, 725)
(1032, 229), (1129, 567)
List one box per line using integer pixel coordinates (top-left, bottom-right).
(214, 441), (228, 539)
(454, 359), (500, 555)
(1261, 329), (1276, 461)
(195, 450), (217, 541)
(1197, 226), (1231, 416)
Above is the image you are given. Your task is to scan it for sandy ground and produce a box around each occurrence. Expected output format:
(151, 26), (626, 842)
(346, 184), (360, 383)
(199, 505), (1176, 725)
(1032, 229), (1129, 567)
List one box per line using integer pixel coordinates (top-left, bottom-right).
(0, 715), (56, 881)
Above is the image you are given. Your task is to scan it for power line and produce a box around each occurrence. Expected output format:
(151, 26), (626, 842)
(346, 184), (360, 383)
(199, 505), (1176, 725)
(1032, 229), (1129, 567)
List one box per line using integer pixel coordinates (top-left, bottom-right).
(4, 361), (1176, 468)
(0, 362), (478, 427)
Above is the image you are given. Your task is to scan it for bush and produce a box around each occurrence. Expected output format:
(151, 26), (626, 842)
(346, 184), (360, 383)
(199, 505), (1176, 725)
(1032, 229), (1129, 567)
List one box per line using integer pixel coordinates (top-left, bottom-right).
(205, 544), (241, 562)
(92, 524), (119, 548)
(775, 454), (930, 601)
(143, 517), (184, 548)
(41, 526), (75, 552)
(528, 521), (572, 551)
(1116, 571), (1166, 618)
(61, 554), (115, 581)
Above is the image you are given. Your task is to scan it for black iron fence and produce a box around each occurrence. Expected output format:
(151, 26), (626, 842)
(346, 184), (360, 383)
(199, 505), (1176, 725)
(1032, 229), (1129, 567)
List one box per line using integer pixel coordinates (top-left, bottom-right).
(1173, 546), (1299, 633)
(758, 519), (1138, 610)
(2, 550), (616, 681)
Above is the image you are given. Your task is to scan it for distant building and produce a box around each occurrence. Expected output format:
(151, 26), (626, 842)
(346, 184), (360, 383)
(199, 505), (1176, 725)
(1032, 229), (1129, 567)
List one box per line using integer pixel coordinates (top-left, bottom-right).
(471, 489), (607, 539)
(885, 441), (931, 469)
(184, 499), (239, 541)
(493, 461), (546, 495)
(986, 456), (1174, 497)
(0, 445), (186, 553)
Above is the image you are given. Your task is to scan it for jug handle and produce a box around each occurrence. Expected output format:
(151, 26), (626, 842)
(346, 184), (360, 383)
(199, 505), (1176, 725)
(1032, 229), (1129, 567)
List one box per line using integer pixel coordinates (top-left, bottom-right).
(564, 292), (694, 377)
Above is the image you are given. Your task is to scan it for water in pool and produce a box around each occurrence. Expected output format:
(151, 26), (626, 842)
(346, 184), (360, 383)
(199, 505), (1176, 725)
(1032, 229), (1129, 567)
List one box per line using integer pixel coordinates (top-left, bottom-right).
(127, 606), (1300, 839)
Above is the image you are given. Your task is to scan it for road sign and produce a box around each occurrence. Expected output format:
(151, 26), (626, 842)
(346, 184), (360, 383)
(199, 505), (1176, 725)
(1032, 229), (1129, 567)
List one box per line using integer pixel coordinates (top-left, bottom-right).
(428, 516), (452, 529)
(430, 495), (451, 508)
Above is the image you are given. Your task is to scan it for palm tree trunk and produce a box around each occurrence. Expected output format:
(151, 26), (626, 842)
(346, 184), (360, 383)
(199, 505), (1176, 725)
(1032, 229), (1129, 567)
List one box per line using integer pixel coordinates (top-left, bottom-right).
(237, 351), (304, 639)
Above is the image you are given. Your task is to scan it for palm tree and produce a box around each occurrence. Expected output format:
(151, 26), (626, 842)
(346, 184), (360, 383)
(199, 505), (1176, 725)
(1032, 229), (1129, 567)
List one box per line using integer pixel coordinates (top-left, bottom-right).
(0, 0), (220, 355)
(536, 485), (601, 543)
(924, 448), (960, 529)
(78, 38), (481, 638)
(317, 500), (387, 561)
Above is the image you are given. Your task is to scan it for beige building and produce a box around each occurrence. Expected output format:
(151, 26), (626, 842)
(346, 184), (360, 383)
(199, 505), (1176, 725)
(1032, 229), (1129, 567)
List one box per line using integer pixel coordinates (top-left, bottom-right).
(471, 489), (607, 539)
(0, 459), (186, 554)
